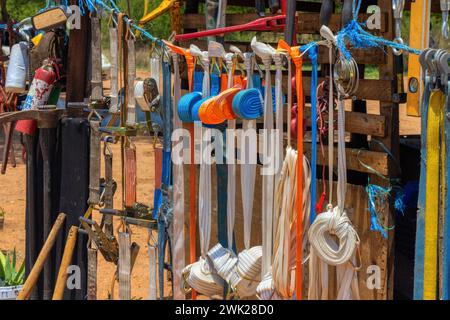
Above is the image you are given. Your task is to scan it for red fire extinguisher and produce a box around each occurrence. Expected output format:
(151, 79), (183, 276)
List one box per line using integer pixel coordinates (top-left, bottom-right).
(16, 59), (60, 135)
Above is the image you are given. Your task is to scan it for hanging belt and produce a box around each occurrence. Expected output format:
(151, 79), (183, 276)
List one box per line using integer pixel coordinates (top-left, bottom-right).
(158, 60), (173, 300)
(308, 46), (318, 223)
(423, 89), (445, 300)
(170, 52), (185, 300)
(414, 78), (431, 300)
(109, 27), (120, 113)
(444, 78), (450, 300)
(251, 37), (276, 279)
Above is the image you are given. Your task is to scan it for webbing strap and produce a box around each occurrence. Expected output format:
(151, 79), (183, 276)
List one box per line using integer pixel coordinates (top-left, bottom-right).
(226, 55), (236, 250)
(126, 38), (136, 126)
(423, 90), (445, 300)
(91, 15), (103, 101)
(171, 53), (185, 300)
(273, 53), (284, 202)
(158, 61), (172, 299)
(251, 37), (275, 278)
(308, 47), (319, 223)
(241, 52), (257, 250)
(88, 121), (101, 205)
(291, 46), (304, 301)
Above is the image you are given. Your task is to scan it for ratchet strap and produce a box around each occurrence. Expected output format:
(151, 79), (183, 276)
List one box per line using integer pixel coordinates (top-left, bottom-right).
(406, 0), (431, 116)
(308, 46), (318, 223)
(444, 79), (450, 300)
(423, 90), (445, 299)
(251, 37), (276, 279)
(109, 27), (119, 113)
(414, 78), (431, 299)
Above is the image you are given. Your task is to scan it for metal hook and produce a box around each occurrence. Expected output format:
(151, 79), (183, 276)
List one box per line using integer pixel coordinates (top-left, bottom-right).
(441, 0), (450, 40)
(392, 0), (405, 56)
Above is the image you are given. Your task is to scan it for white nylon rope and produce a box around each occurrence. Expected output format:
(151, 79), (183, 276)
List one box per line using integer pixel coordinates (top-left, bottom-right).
(182, 46), (224, 298)
(109, 27), (119, 113)
(307, 28), (361, 300)
(126, 37), (136, 126)
(251, 37), (276, 278)
(225, 51), (236, 251)
(171, 52), (186, 300)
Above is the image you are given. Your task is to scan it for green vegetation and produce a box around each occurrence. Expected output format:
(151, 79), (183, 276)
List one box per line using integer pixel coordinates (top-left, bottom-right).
(0, 249), (25, 287)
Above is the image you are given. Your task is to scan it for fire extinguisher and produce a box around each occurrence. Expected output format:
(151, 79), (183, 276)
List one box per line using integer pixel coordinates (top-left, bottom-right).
(16, 59), (60, 135)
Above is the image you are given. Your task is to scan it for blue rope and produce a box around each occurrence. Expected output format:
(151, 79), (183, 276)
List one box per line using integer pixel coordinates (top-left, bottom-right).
(306, 45), (318, 223)
(191, 97), (210, 121)
(232, 88), (264, 120)
(366, 184), (391, 238)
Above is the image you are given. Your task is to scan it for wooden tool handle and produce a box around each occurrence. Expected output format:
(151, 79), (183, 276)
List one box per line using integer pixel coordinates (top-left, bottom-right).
(52, 225), (78, 300)
(17, 213), (66, 300)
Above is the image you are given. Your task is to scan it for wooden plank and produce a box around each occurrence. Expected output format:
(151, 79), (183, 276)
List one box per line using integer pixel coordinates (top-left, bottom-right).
(298, 12), (388, 34)
(195, 0), (322, 11)
(304, 143), (389, 176)
(304, 109), (386, 137)
(182, 12), (387, 34)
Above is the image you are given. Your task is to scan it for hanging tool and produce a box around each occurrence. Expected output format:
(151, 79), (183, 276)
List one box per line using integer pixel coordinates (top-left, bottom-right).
(284, 0), (297, 45)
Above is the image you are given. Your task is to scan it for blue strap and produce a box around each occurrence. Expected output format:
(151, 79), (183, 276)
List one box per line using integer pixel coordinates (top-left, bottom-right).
(211, 73), (221, 96)
(307, 46), (318, 223)
(414, 80), (431, 300)
(193, 71), (204, 93)
(178, 91), (202, 122)
(232, 88), (264, 120)
(157, 61), (173, 299)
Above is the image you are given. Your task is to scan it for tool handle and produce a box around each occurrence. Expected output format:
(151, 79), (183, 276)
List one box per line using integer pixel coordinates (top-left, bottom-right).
(341, 0), (353, 26)
(284, 0), (297, 45)
(17, 213), (66, 300)
(52, 226), (78, 300)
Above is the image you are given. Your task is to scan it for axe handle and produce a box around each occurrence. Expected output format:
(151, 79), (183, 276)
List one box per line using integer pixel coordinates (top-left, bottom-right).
(17, 213), (66, 300)
(52, 226), (78, 300)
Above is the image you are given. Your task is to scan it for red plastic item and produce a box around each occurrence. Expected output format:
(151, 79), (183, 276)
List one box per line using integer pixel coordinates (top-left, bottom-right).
(174, 15), (287, 42)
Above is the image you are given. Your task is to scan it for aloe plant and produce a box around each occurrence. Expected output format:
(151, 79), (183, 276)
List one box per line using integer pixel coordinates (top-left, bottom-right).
(0, 249), (25, 287)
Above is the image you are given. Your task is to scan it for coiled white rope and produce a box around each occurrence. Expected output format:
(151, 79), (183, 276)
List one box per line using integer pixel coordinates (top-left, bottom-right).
(307, 29), (361, 299)
(257, 151), (312, 299)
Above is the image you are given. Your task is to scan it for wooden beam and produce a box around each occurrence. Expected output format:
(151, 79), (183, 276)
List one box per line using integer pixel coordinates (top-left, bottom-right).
(304, 143), (389, 176)
(304, 109), (386, 137)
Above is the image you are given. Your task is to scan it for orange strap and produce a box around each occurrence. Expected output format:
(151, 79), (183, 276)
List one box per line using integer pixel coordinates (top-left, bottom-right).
(198, 86), (241, 124)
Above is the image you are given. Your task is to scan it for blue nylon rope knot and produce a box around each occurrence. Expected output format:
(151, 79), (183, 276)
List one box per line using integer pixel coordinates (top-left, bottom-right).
(178, 92), (202, 122)
(232, 88), (264, 120)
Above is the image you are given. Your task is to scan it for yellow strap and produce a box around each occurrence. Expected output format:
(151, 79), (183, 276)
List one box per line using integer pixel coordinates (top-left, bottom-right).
(424, 90), (445, 299)
(406, 0), (431, 116)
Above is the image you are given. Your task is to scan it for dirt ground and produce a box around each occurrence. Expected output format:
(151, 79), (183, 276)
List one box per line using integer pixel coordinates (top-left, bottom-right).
(0, 70), (421, 300)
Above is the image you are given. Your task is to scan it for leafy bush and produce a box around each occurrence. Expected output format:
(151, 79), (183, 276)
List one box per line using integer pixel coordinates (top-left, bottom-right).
(0, 249), (25, 287)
